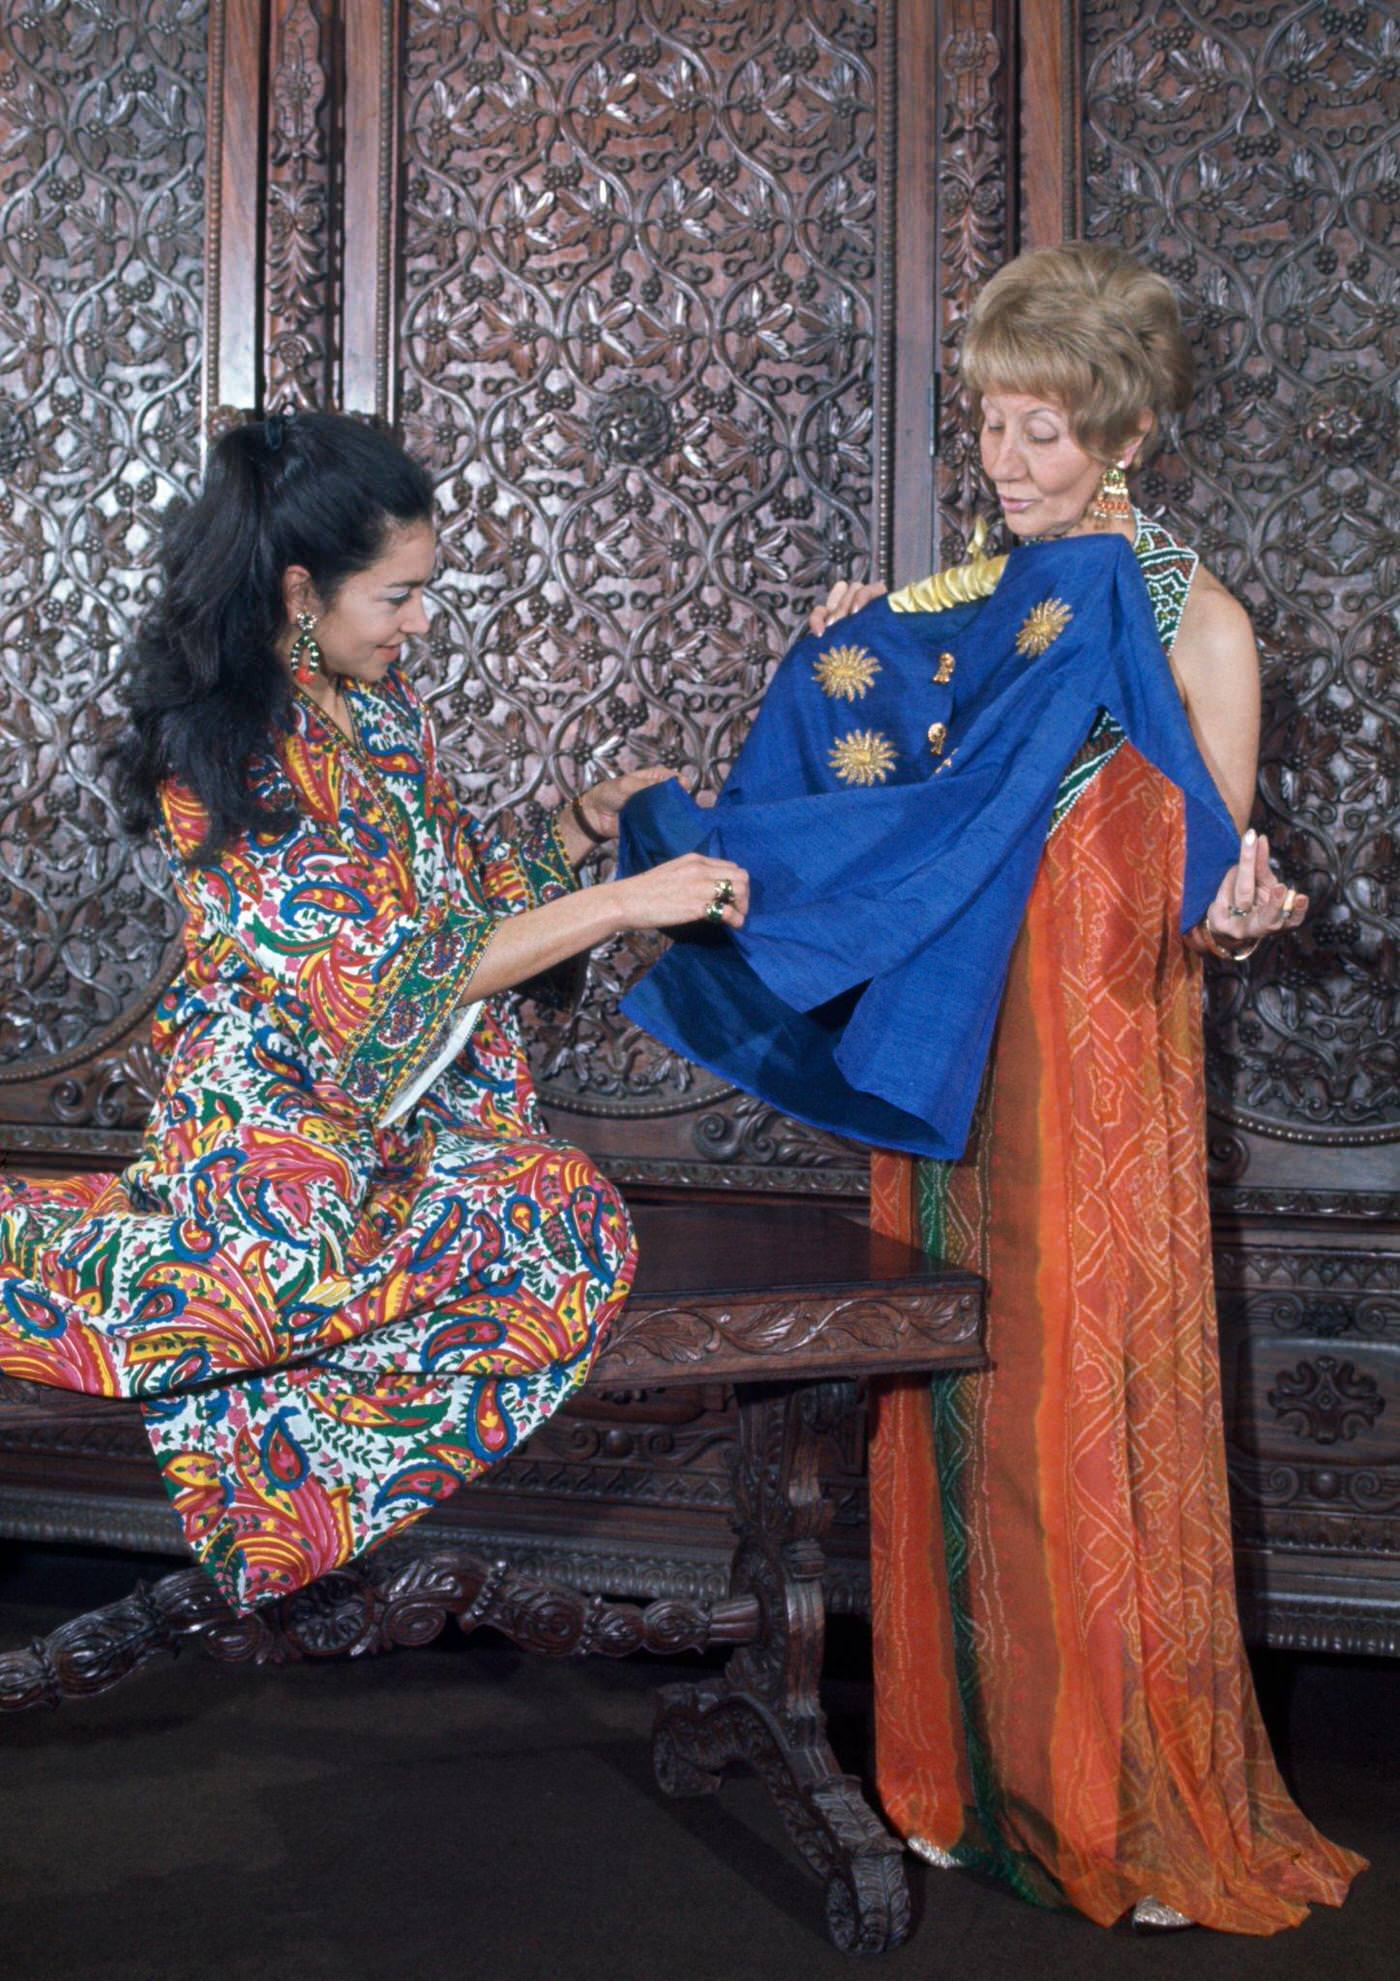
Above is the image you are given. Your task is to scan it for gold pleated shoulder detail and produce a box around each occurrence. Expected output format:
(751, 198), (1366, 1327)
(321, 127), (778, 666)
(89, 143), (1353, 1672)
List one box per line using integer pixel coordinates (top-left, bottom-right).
(888, 516), (1007, 615)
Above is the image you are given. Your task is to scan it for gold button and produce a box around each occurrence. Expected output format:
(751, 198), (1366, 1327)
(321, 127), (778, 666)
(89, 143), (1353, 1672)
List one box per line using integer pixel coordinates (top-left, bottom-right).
(927, 721), (947, 756)
(934, 651), (955, 684)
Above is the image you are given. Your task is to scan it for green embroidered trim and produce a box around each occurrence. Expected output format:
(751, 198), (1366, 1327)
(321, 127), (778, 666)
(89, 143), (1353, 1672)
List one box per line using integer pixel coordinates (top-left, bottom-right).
(517, 813), (580, 906)
(1132, 511), (1199, 657)
(915, 1155), (1062, 1907)
(337, 909), (498, 1118)
(1048, 709), (1126, 832)
(1046, 512), (1198, 838)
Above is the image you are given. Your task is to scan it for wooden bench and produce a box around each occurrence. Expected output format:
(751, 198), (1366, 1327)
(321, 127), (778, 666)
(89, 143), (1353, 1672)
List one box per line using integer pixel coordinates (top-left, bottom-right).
(0, 1201), (984, 1955)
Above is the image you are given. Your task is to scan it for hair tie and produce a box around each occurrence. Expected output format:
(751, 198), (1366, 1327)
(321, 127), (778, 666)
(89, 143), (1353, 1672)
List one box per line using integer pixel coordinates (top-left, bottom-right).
(263, 406), (298, 453)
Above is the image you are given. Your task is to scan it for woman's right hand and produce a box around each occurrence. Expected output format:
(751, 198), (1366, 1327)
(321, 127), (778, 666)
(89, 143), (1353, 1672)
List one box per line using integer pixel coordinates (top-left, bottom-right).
(608, 854), (750, 932)
(809, 577), (887, 637)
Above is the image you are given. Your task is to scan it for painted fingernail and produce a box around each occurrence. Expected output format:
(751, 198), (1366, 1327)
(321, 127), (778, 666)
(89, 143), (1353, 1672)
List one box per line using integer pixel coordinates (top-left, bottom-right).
(1244, 829), (1256, 846)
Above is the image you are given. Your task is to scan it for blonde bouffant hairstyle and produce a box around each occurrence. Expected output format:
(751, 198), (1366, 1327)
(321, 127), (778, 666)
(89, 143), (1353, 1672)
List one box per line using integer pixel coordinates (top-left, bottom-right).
(962, 242), (1194, 464)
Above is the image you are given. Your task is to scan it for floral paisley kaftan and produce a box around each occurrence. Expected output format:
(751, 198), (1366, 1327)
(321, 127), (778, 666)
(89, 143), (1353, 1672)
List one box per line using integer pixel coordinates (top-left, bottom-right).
(868, 516), (1363, 1931)
(0, 670), (636, 1611)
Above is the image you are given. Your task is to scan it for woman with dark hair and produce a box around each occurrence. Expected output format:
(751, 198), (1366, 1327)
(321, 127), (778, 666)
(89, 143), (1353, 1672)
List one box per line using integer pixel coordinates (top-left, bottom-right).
(0, 411), (748, 1612)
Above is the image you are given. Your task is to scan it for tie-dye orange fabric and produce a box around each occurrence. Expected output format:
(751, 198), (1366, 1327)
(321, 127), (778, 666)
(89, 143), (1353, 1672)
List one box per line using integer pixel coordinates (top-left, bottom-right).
(868, 538), (1364, 1932)
(0, 671), (635, 1610)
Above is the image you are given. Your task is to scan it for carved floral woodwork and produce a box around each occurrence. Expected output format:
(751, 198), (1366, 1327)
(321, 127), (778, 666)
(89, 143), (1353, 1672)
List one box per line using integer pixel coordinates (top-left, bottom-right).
(264, 0), (334, 410)
(1267, 1354), (1385, 1446)
(933, 0), (1013, 562)
(392, 0), (890, 1183)
(0, 0), (952, 1194)
(1080, 0), (1398, 1147)
(0, 1), (204, 1068)
(0, 1548), (767, 1716)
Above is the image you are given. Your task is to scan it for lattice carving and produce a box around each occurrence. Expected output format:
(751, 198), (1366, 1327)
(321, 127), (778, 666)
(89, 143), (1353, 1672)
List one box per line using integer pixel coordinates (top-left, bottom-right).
(1081, 0), (1398, 1138)
(0, 3), (205, 1068)
(398, 0), (882, 1174)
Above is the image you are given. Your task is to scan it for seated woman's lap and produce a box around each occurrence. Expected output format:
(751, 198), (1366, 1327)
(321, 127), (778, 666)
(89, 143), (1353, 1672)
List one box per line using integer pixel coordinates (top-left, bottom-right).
(0, 1003), (632, 1395)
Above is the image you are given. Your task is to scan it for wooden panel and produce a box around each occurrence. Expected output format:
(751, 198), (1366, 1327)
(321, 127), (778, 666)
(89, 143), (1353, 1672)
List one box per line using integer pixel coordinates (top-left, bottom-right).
(932, 0), (1016, 563)
(0, 1), (950, 1191)
(1076, 0), (1397, 1164)
(888, 1), (939, 580)
(1218, 1220), (1400, 1656)
(1019, 0), (1077, 248)
(341, 0), (403, 421)
(0, 2), (210, 1160)
(264, 0), (337, 410)
(0, 0), (322, 1167)
(204, 0), (265, 429)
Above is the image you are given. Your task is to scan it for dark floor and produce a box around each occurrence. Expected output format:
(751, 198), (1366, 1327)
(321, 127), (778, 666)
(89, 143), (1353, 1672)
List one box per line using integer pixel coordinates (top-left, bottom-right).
(1, 1544), (1394, 1981)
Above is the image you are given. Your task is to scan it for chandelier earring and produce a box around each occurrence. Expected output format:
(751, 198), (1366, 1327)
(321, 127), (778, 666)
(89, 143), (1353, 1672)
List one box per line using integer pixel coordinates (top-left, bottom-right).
(1086, 460), (1134, 530)
(289, 610), (323, 685)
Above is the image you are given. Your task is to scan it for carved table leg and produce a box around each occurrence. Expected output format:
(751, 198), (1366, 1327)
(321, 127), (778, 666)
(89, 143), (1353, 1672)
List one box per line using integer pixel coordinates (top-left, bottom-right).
(652, 1381), (911, 1955)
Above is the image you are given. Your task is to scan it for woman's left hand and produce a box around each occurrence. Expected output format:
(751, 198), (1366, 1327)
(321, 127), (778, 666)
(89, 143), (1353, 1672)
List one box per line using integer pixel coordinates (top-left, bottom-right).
(574, 766), (678, 840)
(1196, 828), (1308, 954)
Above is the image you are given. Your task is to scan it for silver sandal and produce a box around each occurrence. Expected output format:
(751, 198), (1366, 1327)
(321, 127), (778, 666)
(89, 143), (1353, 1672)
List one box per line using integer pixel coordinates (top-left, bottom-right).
(1131, 1896), (1195, 1932)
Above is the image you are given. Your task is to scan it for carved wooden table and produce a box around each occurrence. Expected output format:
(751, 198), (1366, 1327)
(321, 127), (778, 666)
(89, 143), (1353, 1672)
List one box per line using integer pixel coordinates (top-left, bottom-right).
(0, 1202), (984, 1955)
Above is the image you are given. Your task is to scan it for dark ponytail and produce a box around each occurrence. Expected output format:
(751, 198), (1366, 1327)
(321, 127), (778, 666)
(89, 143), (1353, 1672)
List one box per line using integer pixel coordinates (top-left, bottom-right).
(107, 411), (434, 864)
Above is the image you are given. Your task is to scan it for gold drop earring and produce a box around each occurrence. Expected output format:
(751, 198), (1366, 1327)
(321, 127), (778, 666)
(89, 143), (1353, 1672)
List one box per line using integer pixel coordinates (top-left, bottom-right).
(1087, 460), (1134, 529)
(289, 611), (323, 685)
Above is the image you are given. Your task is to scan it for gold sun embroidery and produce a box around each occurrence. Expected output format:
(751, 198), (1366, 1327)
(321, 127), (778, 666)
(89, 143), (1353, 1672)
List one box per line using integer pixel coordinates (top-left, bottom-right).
(813, 643), (881, 701)
(1015, 597), (1073, 658)
(830, 729), (897, 786)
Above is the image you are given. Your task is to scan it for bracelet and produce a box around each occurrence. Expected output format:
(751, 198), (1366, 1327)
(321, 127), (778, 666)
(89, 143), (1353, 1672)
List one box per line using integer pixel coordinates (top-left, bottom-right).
(1195, 919), (1261, 963)
(568, 794), (611, 847)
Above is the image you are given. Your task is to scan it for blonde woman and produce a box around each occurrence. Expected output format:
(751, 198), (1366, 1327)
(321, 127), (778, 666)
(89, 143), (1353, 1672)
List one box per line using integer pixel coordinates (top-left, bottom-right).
(804, 244), (1363, 1932)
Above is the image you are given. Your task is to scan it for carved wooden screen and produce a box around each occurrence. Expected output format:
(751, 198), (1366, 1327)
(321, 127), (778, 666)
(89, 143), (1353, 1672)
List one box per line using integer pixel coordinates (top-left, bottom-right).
(1076, 0), (1397, 1192)
(383, 0), (932, 1198)
(0, 4), (206, 1161)
(1026, 0), (1400, 1653)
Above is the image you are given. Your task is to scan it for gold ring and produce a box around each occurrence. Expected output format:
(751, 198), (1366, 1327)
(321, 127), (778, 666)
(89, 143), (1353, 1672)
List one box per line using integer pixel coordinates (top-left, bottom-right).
(1282, 886), (1298, 918)
(1226, 904), (1249, 919)
(705, 878), (735, 925)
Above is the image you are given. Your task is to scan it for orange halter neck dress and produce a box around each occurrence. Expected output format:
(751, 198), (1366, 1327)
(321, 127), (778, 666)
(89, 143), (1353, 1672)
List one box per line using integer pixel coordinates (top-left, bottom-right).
(868, 514), (1364, 1932)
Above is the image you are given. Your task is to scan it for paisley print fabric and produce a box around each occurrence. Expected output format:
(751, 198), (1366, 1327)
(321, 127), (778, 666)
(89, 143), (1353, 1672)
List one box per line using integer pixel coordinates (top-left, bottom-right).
(0, 670), (635, 1611)
(866, 519), (1364, 1931)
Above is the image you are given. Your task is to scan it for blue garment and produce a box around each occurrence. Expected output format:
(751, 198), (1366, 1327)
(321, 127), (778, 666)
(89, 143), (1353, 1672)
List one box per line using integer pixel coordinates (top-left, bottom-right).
(619, 533), (1237, 1159)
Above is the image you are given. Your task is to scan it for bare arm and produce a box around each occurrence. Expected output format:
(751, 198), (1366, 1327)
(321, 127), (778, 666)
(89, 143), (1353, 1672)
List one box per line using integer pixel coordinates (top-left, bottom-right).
(463, 763), (747, 998)
(464, 853), (751, 1001)
(1170, 569), (1260, 833)
(1172, 571), (1311, 954)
